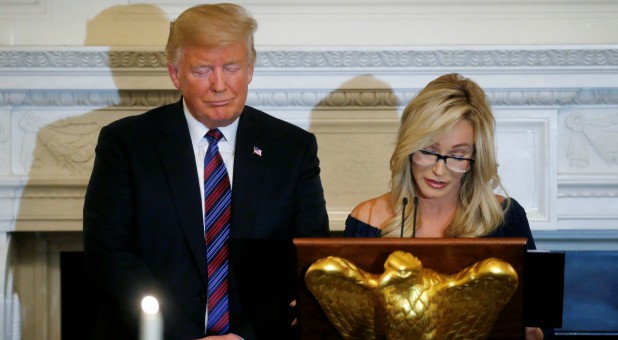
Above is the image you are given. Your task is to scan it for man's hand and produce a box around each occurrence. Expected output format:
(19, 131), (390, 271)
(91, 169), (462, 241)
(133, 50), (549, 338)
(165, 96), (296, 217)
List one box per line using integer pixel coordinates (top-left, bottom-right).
(198, 334), (243, 340)
(290, 299), (298, 326)
(525, 327), (543, 340)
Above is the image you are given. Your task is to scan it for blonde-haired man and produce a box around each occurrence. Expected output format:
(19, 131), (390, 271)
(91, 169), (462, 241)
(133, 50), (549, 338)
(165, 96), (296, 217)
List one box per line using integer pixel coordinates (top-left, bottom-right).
(84, 4), (329, 339)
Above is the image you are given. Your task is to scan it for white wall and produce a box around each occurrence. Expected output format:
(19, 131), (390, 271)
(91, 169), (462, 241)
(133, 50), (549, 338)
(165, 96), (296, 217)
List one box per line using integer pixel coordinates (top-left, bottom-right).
(1, 1), (618, 237)
(1, 2), (618, 339)
(1, 1), (617, 237)
(1, 0), (618, 47)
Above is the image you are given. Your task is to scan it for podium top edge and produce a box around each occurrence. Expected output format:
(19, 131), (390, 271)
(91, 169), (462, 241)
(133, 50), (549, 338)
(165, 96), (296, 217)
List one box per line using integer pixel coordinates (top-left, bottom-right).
(293, 237), (528, 247)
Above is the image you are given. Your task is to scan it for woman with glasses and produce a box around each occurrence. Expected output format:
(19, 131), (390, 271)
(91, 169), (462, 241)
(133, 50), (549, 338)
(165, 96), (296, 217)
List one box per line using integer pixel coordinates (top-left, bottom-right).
(345, 72), (534, 241)
(343, 73), (546, 339)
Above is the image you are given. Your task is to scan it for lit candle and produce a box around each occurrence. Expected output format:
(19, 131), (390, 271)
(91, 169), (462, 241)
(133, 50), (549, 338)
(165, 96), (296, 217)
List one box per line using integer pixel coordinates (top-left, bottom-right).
(140, 296), (163, 340)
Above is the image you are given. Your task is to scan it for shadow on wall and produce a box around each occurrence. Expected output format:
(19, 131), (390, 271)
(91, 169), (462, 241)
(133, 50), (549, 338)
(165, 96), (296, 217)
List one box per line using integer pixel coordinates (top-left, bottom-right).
(12, 4), (175, 340)
(85, 4), (170, 46)
(307, 75), (402, 230)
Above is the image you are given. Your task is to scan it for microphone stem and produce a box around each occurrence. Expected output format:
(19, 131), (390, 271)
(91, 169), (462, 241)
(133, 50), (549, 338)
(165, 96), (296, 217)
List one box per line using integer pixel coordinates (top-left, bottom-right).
(412, 197), (418, 238)
(401, 197), (408, 238)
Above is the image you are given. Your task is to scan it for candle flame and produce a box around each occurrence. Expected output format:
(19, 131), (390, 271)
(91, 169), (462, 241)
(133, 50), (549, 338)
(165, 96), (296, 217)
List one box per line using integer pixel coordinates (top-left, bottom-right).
(141, 296), (159, 315)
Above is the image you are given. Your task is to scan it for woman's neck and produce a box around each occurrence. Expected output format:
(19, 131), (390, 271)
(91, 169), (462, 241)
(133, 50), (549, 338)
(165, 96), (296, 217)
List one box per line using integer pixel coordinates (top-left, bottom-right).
(414, 196), (458, 237)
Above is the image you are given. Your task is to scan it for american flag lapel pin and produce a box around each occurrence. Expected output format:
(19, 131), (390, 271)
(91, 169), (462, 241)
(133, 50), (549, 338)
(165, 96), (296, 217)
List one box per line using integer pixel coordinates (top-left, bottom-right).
(253, 146), (262, 157)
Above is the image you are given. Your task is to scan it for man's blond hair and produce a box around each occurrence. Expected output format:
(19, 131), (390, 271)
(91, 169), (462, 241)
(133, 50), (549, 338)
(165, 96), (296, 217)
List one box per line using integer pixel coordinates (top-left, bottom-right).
(166, 3), (258, 66)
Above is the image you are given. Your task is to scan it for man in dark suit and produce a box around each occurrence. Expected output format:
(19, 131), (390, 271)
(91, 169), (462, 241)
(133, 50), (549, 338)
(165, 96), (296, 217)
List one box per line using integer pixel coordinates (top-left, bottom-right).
(83, 4), (329, 340)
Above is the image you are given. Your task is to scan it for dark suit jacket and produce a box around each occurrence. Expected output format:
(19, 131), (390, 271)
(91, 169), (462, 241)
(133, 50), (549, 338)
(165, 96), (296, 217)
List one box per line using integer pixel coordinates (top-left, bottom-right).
(83, 100), (329, 340)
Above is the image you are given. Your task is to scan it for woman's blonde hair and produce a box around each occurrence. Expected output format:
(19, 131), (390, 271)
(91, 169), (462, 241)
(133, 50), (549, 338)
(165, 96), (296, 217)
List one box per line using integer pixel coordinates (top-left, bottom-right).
(382, 73), (508, 238)
(165, 3), (257, 66)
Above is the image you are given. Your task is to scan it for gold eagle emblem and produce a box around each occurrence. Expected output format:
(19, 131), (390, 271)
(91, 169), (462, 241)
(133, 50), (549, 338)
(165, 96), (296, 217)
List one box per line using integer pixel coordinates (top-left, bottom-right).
(305, 251), (519, 340)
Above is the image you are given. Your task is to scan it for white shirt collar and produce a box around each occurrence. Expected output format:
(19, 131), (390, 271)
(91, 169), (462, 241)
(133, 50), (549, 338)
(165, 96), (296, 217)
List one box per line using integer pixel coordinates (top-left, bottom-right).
(182, 99), (240, 148)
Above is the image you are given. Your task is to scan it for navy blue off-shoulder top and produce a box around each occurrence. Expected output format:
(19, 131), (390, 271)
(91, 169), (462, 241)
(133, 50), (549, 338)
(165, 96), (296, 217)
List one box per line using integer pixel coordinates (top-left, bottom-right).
(343, 197), (536, 250)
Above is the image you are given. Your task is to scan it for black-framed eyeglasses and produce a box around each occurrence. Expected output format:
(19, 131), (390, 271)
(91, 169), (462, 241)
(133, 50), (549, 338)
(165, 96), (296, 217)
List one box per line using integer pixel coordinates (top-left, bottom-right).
(410, 149), (475, 173)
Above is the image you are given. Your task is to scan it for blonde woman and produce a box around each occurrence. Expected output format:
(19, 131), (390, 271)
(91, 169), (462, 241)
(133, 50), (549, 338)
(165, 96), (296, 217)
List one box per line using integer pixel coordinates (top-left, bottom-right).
(344, 73), (546, 339)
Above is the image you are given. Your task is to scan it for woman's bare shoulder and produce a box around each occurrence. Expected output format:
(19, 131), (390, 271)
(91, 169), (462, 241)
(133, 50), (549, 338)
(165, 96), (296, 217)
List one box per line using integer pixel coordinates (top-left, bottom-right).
(350, 192), (394, 229)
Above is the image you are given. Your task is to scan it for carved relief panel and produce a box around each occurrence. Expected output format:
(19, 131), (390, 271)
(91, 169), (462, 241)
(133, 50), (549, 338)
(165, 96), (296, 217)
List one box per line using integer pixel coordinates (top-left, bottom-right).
(561, 108), (618, 174)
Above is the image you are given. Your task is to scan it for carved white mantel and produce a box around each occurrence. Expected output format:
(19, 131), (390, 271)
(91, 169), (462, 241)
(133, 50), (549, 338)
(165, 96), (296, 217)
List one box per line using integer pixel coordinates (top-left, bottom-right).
(2, 46), (618, 230)
(1, 45), (618, 338)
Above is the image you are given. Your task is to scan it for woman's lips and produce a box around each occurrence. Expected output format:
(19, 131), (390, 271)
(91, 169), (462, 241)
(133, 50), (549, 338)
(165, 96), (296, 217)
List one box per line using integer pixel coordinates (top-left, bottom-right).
(425, 178), (447, 189)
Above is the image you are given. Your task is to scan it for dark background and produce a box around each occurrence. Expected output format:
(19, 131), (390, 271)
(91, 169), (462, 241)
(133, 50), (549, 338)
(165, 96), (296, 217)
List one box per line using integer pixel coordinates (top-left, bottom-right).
(61, 250), (618, 339)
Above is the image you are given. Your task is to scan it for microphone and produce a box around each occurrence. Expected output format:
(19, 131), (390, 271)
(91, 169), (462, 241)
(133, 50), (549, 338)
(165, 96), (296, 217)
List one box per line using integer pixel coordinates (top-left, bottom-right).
(412, 197), (419, 238)
(401, 197), (408, 238)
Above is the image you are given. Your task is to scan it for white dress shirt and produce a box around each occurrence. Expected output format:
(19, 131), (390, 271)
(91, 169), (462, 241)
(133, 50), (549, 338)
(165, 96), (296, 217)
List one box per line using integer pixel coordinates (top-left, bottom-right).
(182, 99), (239, 335)
(183, 100), (238, 221)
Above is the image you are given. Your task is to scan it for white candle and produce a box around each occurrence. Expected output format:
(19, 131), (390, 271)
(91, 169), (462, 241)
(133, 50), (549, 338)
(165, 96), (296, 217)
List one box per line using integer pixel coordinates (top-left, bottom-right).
(140, 296), (163, 340)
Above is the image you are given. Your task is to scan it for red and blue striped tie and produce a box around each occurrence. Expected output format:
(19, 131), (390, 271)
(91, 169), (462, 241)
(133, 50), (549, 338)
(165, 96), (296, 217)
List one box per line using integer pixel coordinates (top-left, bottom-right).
(203, 129), (231, 335)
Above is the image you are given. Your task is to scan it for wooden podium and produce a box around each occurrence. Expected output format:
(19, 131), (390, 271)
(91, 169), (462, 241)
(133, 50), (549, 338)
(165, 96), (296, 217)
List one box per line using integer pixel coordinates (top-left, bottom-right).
(294, 238), (535, 339)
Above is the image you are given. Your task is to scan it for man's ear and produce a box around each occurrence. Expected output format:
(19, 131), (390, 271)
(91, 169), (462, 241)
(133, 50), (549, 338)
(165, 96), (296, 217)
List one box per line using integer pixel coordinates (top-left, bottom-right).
(247, 63), (254, 84)
(167, 63), (181, 89)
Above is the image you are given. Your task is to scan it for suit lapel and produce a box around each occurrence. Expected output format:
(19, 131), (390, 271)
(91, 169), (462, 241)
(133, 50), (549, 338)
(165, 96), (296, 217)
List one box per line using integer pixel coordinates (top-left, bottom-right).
(231, 107), (270, 241)
(157, 101), (208, 285)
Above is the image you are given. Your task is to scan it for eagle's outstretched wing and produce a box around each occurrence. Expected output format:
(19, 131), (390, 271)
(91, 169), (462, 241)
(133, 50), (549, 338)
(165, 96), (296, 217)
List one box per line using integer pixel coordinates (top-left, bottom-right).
(305, 256), (378, 340)
(430, 258), (519, 340)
